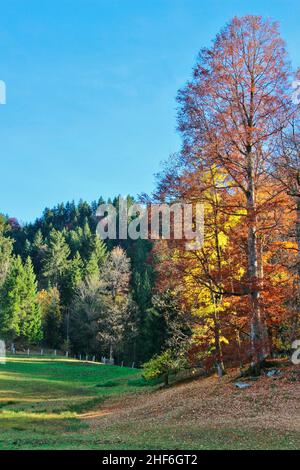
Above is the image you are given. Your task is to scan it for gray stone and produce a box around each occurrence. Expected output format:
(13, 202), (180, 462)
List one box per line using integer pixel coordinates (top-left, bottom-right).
(234, 381), (251, 389)
(266, 369), (281, 377)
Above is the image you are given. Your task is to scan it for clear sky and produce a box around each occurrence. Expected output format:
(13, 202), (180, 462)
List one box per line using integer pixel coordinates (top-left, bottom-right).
(1, 0), (300, 222)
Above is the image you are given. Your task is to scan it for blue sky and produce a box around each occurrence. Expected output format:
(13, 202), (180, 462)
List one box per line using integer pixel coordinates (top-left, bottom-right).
(1, 0), (300, 222)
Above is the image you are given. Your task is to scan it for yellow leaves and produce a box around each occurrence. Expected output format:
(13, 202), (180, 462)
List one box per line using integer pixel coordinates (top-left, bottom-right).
(217, 231), (228, 249)
(37, 289), (48, 302)
(270, 269), (288, 284)
(280, 241), (297, 251)
(220, 336), (229, 345)
(236, 266), (245, 279)
(171, 248), (182, 261)
(192, 303), (214, 317)
(191, 321), (214, 343)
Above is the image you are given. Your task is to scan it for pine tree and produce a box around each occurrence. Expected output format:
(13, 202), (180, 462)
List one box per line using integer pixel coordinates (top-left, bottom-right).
(20, 257), (43, 344)
(85, 253), (100, 279)
(24, 239), (32, 259)
(0, 256), (24, 338)
(43, 229), (70, 286)
(39, 287), (62, 348)
(93, 236), (108, 267)
(80, 221), (93, 259)
(0, 215), (13, 288)
(0, 256), (42, 344)
(61, 251), (84, 305)
(31, 229), (46, 281)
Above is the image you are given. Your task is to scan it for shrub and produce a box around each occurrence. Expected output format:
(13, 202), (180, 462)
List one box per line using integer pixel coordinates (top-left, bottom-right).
(142, 350), (183, 386)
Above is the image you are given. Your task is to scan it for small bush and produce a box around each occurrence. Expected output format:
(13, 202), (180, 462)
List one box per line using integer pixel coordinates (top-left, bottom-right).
(142, 350), (184, 386)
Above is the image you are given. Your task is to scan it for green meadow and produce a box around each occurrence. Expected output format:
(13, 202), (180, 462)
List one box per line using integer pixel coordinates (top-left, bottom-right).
(0, 356), (154, 450)
(1, 356), (299, 450)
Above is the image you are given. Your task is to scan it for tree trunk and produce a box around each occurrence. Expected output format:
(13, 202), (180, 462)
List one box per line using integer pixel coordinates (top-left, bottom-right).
(259, 243), (270, 357)
(235, 328), (243, 370)
(247, 159), (264, 374)
(164, 373), (169, 387)
(212, 293), (225, 376)
(296, 196), (300, 303)
(109, 344), (114, 363)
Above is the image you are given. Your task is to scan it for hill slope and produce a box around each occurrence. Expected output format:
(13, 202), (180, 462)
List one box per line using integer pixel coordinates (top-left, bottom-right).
(82, 361), (300, 450)
(0, 357), (299, 449)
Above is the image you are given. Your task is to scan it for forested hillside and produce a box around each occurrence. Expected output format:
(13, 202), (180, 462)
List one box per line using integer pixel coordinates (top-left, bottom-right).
(0, 197), (183, 366)
(1, 15), (300, 378)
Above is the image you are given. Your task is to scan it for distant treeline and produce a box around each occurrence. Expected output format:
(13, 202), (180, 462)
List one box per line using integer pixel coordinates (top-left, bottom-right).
(0, 197), (183, 365)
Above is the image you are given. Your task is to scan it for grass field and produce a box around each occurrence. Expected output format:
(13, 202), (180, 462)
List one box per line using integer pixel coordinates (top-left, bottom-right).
(0, 356), (156, 450)
(0, 356), (299, 450)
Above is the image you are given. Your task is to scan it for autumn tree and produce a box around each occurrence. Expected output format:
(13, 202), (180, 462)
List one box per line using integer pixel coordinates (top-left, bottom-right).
(273, 118), (300, 298)
(154, 167), (249, 374)
(176, 15), (296, 372)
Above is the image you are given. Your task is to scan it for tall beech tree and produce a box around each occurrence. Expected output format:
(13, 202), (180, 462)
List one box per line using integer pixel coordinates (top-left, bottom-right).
(177, 15), (295, 372)
(273, 120), (300, 298)
(154, 168), (248, 374)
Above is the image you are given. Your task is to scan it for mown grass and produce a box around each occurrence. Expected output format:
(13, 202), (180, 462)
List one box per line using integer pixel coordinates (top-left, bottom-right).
(78, 423), (300, 450)
(0, 356), (155, 450)
(0, 357), (299, 450)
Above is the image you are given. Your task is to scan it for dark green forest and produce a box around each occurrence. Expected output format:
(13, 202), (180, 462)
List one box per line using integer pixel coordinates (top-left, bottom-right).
(0, 197), (182, 366)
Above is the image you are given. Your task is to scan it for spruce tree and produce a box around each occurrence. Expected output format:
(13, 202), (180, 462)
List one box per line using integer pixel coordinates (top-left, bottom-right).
(61, 251), (83, 305)
(85, 253), (100, 279)
(39, 287), (62, 348)
(20, 257), (43, 344)
(93, 236), (108, 267)
(43, 229), (70, 286)
(31, 229), (46, 281)
(0, 256), (42, 344)
(0, 215), (13, 288)
(0, 256), (24, 339)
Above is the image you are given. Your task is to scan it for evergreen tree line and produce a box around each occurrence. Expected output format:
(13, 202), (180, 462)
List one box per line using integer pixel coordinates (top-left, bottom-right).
(0, 198), (185, 365)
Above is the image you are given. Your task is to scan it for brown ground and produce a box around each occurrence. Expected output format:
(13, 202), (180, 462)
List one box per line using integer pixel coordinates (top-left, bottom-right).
(81, 361), (300, 440)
